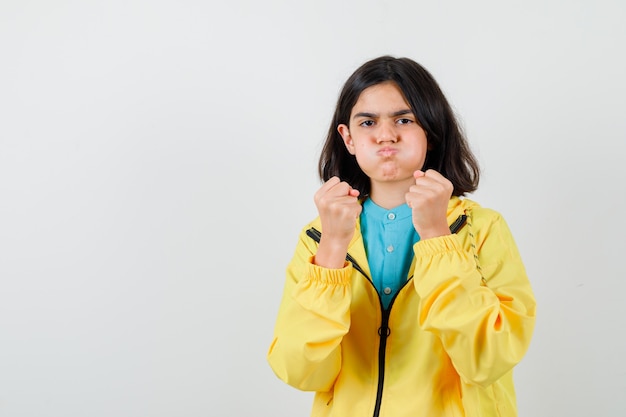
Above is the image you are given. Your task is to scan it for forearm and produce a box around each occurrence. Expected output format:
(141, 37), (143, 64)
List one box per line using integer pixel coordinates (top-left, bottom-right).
(268, 255), (352, 391)
(413, 234), (536, 387)
(313, 235), (351, 269)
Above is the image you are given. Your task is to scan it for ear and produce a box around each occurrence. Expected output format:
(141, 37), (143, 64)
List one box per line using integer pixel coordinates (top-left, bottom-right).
(338, 124), (356, 155)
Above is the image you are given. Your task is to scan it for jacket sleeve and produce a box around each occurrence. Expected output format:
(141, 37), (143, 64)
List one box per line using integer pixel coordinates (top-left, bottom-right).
(412, 208), (536, 387)
(267, 228), (352, 392)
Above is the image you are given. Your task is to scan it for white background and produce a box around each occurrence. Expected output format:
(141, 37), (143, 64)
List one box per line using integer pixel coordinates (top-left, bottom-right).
(1, 1), (625, 416)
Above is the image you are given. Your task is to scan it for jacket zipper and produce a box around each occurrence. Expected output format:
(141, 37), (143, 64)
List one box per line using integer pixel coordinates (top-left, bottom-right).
(372, 279), (413, 417)
(373, 305), (390, 417)
(305, 215), (466, 417)
(306, 227), (392, 417)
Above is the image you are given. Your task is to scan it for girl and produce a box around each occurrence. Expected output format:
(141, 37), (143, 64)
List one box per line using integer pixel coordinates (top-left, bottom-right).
(267, 55), (536, 417)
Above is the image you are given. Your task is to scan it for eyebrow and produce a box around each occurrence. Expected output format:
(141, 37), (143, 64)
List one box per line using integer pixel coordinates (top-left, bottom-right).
(352, 109), (413, 120)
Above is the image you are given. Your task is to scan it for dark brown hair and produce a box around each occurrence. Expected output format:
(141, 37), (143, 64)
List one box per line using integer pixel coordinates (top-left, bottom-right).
(318, 55), (480, 197)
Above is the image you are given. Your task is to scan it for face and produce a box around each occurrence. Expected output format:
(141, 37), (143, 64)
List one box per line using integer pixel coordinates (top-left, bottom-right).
(338, 81), (428, 188)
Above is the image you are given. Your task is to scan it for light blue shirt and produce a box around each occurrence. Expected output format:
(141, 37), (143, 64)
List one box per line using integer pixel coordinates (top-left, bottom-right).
(360, 198), (420, 309)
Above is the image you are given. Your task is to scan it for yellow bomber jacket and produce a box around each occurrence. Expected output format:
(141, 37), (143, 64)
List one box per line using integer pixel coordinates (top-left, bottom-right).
(267, 197), (536, 417)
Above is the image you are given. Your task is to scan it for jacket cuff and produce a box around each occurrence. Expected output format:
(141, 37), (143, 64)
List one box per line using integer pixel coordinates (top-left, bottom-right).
(413, 234), (463, 257)
(305, 256), (351, 285)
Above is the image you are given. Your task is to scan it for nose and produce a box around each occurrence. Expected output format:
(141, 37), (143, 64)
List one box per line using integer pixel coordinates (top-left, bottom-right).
(376, 121), (398, 143)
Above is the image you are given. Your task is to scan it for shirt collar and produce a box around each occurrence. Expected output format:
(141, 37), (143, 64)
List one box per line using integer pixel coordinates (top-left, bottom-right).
(362, 198), (413, 222)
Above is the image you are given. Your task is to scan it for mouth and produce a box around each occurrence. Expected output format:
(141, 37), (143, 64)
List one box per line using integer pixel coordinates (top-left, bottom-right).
(377, 147), (398, 157)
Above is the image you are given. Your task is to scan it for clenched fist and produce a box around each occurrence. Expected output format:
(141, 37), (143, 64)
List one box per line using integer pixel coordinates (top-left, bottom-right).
(313, 177), (362, 268)
(405, 169), (453, 240)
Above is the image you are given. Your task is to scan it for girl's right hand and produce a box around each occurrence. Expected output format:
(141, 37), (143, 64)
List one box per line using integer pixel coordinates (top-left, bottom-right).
(313, 177), (362, 268)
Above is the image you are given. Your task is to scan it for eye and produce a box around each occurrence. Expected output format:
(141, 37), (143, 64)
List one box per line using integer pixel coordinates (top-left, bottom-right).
(397, 118), (413, 125)
(359, 120), (375, 127)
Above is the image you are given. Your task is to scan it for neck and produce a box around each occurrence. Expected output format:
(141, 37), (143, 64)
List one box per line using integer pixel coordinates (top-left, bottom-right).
(368, 178), (415, 210)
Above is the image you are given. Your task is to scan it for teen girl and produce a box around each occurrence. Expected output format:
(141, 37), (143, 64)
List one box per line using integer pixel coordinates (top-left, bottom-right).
(267, 55), (536, 417)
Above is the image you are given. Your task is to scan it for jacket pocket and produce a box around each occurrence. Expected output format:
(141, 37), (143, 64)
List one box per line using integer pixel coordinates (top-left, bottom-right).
(460, 383), (500, 417)
(311, 390), (334, 416)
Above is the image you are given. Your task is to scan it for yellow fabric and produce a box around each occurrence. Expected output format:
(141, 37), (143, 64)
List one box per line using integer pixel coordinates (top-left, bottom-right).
(267, 197), (536, 417)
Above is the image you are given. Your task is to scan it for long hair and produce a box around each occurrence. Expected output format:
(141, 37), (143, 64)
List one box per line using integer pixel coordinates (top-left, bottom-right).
(318, 55), (480, 197)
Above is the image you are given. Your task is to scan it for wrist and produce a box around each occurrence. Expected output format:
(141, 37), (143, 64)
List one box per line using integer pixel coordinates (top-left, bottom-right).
(416, 225), (451, 240)
(314, 237), (350, 269)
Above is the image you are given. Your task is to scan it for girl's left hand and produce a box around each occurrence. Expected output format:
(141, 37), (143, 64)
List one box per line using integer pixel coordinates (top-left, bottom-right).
(405, 169), (454, 239)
